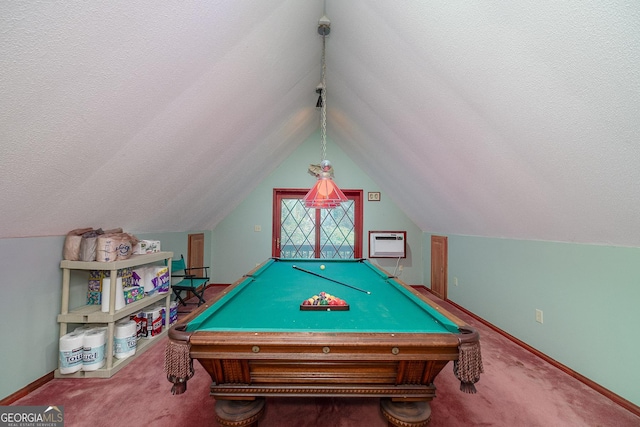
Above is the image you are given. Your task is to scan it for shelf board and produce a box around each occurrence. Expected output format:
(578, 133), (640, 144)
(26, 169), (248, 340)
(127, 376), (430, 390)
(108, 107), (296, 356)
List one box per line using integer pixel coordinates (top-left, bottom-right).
(57, 251), (175, 379)
(60, 251), (173, 271)
(54, 328), (168, 379)
(58, 292), (170, 323)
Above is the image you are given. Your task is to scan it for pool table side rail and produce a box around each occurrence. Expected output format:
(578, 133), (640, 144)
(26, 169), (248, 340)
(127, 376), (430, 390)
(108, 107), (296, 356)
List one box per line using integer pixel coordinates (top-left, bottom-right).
(185, 330), (463, 361)
(168, 322), (469, 398)
(166, 258), (482, 400)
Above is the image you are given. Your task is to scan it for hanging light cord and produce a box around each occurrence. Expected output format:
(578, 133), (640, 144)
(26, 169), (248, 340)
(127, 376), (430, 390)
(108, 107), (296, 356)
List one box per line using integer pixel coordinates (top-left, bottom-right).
(302, 14), (348, 209)
(321, 34), (327, 164)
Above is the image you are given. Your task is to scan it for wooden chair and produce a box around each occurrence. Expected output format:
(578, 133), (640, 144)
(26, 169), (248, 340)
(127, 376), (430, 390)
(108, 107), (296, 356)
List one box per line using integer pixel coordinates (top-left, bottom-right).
(170, 255), (209, 307)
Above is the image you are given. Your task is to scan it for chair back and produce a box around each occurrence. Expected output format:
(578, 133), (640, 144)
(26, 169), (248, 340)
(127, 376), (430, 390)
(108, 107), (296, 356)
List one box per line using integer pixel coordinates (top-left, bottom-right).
(171, 256), (187, 274)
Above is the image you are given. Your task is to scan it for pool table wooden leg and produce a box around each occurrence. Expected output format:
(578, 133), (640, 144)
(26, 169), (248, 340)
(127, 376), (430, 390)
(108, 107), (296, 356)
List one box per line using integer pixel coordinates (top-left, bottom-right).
(380, 398), (432, 427)
(214, 398), (265, 427)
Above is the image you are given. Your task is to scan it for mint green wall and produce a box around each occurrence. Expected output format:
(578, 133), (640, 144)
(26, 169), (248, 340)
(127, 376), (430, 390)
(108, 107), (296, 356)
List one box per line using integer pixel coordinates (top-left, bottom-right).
(211, 130), (423, 285)
(426, 233), (640, 407)
(0, 231), (201, 401)
(0, 236), (65, 400)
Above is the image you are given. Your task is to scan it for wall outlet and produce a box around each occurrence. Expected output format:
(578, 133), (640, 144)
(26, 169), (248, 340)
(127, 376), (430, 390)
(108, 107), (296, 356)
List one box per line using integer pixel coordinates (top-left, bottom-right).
(254, 225), (261, 232)
(535, 309), (543, 324)
(453, 277), (458, 286)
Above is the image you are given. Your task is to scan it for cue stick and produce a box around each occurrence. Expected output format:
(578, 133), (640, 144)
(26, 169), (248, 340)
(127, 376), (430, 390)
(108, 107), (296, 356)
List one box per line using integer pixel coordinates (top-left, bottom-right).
(292, 265), (371, 294)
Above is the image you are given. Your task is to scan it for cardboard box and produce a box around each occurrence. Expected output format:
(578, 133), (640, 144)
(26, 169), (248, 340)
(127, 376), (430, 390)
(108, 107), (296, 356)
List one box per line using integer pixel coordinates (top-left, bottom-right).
(123, 286), (144, 304)
(133, 240), (161, 254)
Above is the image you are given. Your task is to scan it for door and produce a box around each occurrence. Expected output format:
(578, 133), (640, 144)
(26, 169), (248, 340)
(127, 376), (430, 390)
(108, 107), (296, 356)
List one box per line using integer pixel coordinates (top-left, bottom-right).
(272, 189), (363, 259)
(188, 233), (205, 271)
(431, 235), (448, 299)
(181, 233), (206, 300)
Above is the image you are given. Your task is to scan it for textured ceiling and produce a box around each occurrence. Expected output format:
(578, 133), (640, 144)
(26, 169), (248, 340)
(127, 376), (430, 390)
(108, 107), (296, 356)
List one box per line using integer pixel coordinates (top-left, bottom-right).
(1, 1), (639, 246)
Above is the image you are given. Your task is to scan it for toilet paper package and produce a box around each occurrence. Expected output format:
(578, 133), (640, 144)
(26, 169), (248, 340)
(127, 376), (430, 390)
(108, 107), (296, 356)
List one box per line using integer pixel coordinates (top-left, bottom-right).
(141, 308), (163, 338)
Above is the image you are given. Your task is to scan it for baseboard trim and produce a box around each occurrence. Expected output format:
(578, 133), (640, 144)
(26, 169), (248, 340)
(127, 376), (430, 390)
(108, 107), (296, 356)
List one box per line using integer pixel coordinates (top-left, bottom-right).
(5, 285), (638, 418)
(0, 371), (54, 405)
(413, 285), (640, 418)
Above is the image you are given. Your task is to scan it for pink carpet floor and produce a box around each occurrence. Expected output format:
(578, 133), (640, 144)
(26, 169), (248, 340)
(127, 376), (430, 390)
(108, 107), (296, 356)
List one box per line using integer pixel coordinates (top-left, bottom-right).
(11, 288), (640, 426)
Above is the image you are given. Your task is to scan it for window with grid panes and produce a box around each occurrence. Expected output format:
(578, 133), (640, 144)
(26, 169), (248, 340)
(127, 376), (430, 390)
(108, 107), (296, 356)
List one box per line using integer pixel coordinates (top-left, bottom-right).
(272, 189), (363, 259)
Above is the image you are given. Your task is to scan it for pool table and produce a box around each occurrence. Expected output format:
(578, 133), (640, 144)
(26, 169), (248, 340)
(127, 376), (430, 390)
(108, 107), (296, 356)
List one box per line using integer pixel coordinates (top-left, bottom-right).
(166, 258), (482, 427)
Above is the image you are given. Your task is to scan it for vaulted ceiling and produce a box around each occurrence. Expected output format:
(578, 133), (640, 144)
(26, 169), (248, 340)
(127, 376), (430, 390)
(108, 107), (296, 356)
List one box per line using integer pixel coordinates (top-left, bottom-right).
(1, 1), (639, 246)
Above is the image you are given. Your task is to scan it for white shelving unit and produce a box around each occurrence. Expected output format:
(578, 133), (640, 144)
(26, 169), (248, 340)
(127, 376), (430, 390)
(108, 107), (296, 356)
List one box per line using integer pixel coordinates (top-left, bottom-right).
(55, 251), (173, 378)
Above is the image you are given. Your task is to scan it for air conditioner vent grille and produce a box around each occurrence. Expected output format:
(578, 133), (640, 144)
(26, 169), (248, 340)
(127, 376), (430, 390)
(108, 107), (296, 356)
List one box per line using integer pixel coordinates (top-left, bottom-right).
(368, 231), (406, 258)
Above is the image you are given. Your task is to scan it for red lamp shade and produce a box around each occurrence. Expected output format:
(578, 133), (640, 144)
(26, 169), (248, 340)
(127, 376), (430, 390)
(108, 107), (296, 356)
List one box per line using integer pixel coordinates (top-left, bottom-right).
(303, 174), (348, 209)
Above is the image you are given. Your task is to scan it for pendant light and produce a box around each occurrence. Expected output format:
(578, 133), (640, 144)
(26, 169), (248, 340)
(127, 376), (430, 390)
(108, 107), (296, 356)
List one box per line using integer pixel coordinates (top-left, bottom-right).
(302, 15), (348, 209)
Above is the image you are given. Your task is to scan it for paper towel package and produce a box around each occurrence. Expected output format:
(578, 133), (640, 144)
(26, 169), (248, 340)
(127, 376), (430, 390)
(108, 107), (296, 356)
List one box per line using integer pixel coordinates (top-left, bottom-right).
(133, 266), (169, 295)
(59, 331), (85, 374)
(101, 277), (126, 312)
(169, 301), (178, 325)
(82, 328), (107, 371)
(114, 320), (137, 359)
(151, 267), (170, 294)
(133, 240), (161, 254)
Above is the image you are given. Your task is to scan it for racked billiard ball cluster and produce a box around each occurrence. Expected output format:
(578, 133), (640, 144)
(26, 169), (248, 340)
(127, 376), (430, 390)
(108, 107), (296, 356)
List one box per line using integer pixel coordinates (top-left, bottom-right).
(302, 291), (348, 307)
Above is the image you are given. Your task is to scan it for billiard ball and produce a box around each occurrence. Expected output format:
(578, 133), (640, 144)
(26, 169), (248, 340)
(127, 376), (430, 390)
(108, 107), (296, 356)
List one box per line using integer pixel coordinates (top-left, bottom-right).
(320, 265), (325, 270)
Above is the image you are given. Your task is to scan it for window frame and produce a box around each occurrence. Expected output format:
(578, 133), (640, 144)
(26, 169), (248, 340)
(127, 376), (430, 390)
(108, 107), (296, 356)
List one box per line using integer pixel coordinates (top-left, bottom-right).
(272, 188), (363, 259)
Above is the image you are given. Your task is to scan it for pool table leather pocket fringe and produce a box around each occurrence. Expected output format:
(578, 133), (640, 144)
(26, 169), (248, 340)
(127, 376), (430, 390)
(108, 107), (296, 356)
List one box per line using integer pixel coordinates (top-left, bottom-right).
(453, 327), (483, 394)
(165, 339), (194, 395)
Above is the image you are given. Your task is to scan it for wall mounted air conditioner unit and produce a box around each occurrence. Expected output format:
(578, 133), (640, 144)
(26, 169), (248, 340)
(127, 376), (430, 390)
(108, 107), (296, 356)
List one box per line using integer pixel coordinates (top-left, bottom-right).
(368, 231), (406, 258)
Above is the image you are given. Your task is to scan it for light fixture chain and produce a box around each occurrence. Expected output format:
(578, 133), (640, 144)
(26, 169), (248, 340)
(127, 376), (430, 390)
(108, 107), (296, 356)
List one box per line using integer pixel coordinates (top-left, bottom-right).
(321, 34), (327, 162)
(303, 16), (347, 209)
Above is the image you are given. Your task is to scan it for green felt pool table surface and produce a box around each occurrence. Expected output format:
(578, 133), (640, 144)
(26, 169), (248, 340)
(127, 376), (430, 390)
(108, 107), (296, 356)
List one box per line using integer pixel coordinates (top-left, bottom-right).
(185, 258), (460, 334)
